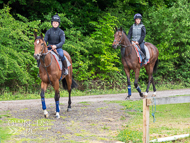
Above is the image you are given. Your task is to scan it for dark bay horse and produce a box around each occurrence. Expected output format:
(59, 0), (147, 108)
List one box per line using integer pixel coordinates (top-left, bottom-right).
(33, 33), (77, 118)
(112, 27), (159, 99)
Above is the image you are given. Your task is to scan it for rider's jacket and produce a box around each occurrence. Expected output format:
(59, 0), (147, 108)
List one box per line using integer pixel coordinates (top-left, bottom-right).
(127, 22), (146, 44)
(44, 27), (65, 49)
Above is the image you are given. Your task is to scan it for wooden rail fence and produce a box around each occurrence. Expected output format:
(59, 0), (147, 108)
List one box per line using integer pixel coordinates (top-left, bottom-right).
(143, 96), (190, 143)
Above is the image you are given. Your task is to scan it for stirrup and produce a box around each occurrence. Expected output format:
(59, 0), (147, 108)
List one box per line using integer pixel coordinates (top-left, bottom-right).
(63, 68), (68, 75)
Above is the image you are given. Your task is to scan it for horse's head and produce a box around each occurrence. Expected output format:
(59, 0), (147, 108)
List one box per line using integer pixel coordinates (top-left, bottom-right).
(34, 32), (46, 60)
(112, 26), (123, 49)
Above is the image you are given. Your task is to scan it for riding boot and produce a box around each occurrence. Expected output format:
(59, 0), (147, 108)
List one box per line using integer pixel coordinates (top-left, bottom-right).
(62, 59), (68, 75)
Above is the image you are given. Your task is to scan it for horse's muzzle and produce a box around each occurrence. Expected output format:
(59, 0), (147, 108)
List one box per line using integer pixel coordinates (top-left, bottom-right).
(34, 54), (40, 60)
(112, 44), (117, 49)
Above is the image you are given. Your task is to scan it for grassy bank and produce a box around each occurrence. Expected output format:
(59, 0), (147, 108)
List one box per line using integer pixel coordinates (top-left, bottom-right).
(0, 82), (189, 101)
(115, 99), (190, 142)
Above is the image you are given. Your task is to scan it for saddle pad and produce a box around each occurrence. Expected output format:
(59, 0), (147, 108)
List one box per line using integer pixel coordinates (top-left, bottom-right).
(50, 51), (71, 70)
(133, 44), (150, 65)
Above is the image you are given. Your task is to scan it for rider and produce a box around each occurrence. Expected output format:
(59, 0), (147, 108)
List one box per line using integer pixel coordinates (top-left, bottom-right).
(127, 13), (146, 59)
(44, 14), (68, 75)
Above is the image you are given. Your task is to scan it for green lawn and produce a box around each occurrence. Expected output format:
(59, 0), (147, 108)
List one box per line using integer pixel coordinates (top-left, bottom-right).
(114, 99), (190, 143)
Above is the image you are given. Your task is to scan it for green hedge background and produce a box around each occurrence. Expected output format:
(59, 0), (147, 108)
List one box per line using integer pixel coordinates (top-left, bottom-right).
(0, 0), (189, 93)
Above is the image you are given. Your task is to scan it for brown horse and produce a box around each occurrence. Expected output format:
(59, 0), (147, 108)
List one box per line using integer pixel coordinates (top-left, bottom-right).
(33, 33), (77, 118)
(112, 27), (159, 99)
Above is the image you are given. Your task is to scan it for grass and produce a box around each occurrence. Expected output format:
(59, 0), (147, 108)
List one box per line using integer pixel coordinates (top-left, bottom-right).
(79, 101), (90, 105)
(0, 82), (189, 101)
(113, 100), (190, 143)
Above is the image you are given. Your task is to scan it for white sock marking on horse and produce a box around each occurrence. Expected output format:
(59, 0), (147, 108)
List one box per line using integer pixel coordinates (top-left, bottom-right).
(56, 112), (60, 118)
(37, 40), (39, 44)
(44, 110), (48, 115)
(144, 92), (148, 96)
(153, 92), (156, 95)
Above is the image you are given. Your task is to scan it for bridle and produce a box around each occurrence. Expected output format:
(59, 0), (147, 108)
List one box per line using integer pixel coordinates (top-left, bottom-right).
(35, 37), (53, 85)
(114, 31), (133, 57)
(35, 38), (53, 68)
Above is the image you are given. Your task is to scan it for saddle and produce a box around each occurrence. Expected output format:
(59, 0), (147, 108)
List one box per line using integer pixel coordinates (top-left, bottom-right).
(49, 49), (71, 70)
(132, 41), (145, 57)
(132, 41), (150, 65)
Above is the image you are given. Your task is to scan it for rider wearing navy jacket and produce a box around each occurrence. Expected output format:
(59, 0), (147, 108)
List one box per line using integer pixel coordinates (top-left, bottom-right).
(127, 13), (146, 58)
(44, 14), (68, 75)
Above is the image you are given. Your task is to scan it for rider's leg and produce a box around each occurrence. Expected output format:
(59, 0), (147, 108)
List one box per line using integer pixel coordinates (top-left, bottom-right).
(139, 42), (146, 57)
(56, 48), (68, 75)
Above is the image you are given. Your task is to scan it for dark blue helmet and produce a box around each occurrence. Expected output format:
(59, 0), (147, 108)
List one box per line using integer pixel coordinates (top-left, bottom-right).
(134, 13), (142, 20)
(51, 14), (60, 24)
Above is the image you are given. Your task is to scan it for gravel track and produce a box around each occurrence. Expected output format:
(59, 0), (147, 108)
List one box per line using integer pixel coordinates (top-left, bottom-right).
(0, 89), (189, 143)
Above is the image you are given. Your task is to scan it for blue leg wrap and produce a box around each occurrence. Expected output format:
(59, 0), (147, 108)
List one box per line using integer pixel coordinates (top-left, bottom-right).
(128, 85), (131, 96)
(136, 86), (141, 93)
(56, 101), (60, 112)
(41, 98), (46, 110)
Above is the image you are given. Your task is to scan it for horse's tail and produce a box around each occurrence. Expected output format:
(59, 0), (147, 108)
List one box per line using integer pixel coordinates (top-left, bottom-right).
(62, 78), (78, 90)
(153, 59), (158, 73)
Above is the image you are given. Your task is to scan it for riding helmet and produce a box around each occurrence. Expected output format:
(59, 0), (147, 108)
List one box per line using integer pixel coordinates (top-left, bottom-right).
(51, 14), (60, 24)
(134, 13), (142, 20)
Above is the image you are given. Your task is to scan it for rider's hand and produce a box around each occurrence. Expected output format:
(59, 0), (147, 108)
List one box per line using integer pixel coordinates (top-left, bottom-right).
(52, 45), (57, 50)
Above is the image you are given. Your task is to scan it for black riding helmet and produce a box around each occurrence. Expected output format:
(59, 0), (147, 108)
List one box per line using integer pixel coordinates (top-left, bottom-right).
(51, 14), (60, 25)
(134, 13), (142, 20)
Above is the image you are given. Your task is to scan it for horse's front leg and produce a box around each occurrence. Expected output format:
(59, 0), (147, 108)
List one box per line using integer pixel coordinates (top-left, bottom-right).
(124, 68), (131, 99)
(41, 82), (49, 118)
(134, 69), (143, 97)
(53, 80), (60, 119)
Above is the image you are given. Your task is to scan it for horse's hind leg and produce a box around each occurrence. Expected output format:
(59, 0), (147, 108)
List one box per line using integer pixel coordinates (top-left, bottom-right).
(40, 82), (49, 118)
(144, 65), (154, 97)
(151, 77), (156, 97)
(144, 74), (152, 97)
(53, 80), (60, 119)
(65, 75), (72, 112)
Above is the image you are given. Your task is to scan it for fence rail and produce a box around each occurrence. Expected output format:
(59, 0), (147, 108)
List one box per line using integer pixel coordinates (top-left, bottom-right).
(143, 96), (190, 143)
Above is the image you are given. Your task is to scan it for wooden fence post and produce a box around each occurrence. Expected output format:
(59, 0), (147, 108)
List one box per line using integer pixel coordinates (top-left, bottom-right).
(142, 96), (190, 143)
(143, 98), (149, 143)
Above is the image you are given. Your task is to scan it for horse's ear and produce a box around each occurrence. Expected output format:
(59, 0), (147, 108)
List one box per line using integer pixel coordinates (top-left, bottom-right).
(115, 26), (117, 31)
(40, 33), (43, 39)
(34, 31), (37, 39)
(120, 27), (122, 31)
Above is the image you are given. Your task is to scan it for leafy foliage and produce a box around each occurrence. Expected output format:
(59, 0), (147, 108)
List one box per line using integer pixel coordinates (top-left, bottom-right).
(143, 0), (190, 84)
(0, 6), (38, 90)
(0, 0), (190, 93)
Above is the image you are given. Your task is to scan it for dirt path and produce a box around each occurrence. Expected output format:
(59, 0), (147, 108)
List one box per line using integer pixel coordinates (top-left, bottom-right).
(0, 89), (190, 111)
(0, 89), (190, 143)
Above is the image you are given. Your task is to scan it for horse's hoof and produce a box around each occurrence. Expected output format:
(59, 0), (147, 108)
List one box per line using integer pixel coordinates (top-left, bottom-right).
(125, 96), (131, 100)
(55, 115), (60, 119)
(140, 93), (144, 97)
(44, 113), (49, 118)
(55, 112), (60, 119)
(151, 94), (156, 97)
(67, 108), (72, 112)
